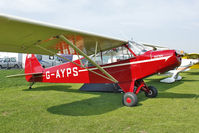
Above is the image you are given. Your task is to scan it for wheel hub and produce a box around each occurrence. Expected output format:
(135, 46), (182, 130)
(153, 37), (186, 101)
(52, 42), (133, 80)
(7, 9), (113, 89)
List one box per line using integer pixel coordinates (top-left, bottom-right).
(126, 97), (132, 103)
(148, 90), (153, 95)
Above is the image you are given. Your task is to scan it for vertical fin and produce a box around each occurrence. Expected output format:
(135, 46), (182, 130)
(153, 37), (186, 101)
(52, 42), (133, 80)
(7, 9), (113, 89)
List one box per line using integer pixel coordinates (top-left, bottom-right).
(25, 54), (44, 82)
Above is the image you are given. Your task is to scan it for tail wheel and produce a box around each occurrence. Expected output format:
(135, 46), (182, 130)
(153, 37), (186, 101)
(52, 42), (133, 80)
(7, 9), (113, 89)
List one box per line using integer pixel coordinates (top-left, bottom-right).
(122, 92), (138, 107)
(145, 86), (158, 98)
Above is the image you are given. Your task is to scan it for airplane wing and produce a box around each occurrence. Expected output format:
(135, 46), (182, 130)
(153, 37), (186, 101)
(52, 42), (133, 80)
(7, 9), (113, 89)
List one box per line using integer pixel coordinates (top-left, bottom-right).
(0, 14), (125, 83)
(0, 14), (127, 56)
(142, 43), (169, 51)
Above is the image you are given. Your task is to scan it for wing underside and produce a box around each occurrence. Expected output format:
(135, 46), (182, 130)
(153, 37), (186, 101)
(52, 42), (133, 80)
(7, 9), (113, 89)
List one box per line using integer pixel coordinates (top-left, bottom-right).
(0, 14), (127, 56)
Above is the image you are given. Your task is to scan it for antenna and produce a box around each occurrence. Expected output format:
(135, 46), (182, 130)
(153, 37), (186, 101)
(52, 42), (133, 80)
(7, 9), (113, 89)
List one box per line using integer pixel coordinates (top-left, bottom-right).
(119, 31), (129, 41)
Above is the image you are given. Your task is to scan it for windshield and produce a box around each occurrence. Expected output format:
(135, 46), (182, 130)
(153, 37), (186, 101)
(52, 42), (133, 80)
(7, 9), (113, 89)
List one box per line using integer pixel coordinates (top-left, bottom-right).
(128, 41), (148, 55)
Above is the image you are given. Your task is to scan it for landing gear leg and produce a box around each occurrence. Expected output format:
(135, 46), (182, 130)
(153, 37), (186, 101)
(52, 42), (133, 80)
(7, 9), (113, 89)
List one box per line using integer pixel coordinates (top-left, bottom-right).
(136, 79), (158, 98)
(119, 81), (138, 107)
(121, 80), (145, 107)
(120, 79), (158, 107)
(29, 82), (35, 89)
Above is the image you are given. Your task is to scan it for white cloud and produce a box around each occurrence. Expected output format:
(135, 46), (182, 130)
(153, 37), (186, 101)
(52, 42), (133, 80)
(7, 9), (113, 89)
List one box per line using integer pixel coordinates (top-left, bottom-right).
(0, 0), (55, 13)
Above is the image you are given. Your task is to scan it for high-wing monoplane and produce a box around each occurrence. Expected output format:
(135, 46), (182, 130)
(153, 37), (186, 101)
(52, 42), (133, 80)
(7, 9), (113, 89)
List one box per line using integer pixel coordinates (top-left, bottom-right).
(0, 14), (181, 106)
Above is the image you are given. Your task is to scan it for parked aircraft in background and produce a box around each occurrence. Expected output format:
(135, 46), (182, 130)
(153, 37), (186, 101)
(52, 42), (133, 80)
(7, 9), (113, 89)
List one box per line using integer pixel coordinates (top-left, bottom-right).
(183, 53), (199, 69)
(0, 14), (181, 107)
(160, 53), (199, 83)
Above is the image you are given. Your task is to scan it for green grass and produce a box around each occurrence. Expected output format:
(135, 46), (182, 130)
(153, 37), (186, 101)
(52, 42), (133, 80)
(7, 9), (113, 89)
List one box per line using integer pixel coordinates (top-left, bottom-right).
(0, 69), (199, 133)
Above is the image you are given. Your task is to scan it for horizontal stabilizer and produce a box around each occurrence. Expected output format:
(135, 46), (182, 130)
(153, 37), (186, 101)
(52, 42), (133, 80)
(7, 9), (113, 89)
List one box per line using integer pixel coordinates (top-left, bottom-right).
(6, 72), (43, 78)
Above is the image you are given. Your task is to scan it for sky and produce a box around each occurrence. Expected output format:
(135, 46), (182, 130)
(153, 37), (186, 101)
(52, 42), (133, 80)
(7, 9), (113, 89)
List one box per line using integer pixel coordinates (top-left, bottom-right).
(0, 0), (199, 53)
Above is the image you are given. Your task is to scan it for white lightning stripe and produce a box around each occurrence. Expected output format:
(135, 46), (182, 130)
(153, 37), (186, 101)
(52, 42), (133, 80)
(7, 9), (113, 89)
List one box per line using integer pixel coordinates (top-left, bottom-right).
(79, 56), (171, 72)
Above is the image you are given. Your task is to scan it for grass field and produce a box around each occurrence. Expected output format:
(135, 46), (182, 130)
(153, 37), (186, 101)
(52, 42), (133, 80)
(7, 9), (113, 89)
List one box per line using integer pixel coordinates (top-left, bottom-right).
(0, 69), (199, 133)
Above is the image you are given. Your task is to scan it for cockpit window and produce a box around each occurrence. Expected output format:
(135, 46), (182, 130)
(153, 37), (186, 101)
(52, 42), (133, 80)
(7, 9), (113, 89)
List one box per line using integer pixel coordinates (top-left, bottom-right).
(128, 41), (147, 55)
(80, 45), (134, 67)
(101, 46), (134, 64)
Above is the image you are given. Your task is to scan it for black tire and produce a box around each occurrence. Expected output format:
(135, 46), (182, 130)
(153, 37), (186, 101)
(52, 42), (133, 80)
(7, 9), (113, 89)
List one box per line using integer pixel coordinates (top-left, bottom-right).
(0, 65), (2, 69)
(14, 65), (19, 69)
(145, 86), (158, 98)
(122, 92), (138, 107)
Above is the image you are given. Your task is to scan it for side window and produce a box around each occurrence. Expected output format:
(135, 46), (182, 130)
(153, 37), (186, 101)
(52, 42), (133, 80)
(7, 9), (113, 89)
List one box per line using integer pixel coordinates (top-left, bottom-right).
(95, 56), (102, 65)
(102, 46), (134, 64)
(123, 46), (134, 59)
(80, 57), (103, 67)
(11, 58), (16, 62)
(79, 46), (134, 67)
(80, 58), (89, 67)
(80, 54), (103, 67)
(4, 58), (10, 62)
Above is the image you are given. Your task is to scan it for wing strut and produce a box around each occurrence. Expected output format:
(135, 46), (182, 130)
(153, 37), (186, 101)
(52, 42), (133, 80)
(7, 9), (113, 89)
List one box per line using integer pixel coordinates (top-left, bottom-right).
(59, 35), (118, 83)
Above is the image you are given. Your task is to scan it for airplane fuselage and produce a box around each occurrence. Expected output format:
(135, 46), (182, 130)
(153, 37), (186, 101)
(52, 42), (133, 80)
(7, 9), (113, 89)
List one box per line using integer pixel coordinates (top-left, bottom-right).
(26, 50), (181, 88)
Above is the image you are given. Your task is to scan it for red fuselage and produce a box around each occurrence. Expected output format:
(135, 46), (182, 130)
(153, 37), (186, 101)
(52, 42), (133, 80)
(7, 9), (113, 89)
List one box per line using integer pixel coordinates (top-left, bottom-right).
(26, 50), (181, 87)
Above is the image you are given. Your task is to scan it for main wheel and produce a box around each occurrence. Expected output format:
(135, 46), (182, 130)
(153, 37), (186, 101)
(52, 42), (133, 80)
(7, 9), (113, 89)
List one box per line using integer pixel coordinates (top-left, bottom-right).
(14, 65), (19, 69)
(145, 86), (158, 98)
(122, 92), (138, 107)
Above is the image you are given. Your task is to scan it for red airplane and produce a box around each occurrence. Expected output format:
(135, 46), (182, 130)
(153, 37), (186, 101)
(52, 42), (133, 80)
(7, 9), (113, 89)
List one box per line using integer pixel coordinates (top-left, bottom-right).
(0, 14), (181, 107)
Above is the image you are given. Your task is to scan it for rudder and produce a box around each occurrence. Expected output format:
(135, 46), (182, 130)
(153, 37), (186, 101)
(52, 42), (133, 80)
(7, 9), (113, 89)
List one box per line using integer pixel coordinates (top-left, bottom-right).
(25, 54), (44, 82)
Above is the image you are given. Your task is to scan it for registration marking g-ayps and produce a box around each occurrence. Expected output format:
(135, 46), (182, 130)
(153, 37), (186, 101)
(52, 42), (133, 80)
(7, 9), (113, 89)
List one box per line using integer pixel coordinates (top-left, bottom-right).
(46, 67), (78, 79)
